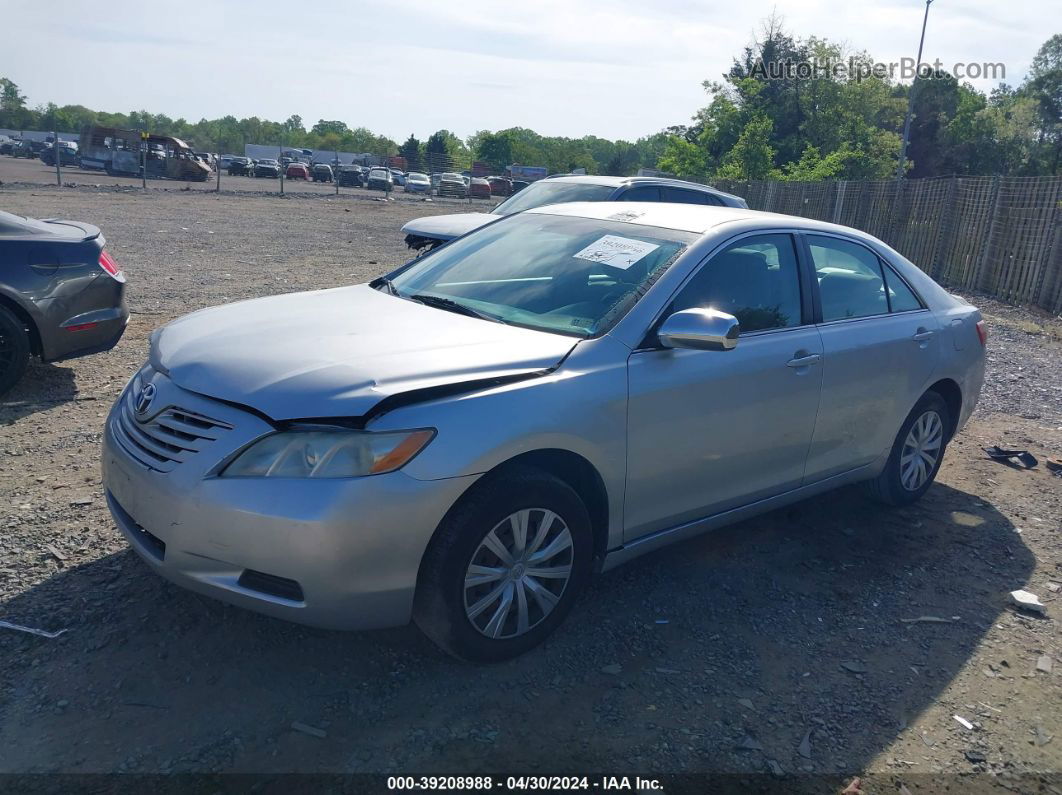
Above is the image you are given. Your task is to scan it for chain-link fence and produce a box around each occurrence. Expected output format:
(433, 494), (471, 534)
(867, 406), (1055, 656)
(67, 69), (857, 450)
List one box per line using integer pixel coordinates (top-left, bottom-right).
(715, 175), (1062, 314)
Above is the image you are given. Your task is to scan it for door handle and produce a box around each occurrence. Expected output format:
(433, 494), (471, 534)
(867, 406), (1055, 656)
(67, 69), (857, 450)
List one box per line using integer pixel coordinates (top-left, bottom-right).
(912, 328), (934, 341)
(786, 353), (822, 368)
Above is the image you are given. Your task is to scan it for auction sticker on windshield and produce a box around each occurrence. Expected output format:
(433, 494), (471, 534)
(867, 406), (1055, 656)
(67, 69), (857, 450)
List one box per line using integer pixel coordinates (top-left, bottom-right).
(573, 235), (660, 269)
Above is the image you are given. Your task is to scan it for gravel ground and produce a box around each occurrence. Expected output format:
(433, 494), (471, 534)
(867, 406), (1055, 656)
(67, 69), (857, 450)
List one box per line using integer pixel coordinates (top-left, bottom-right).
(0, 181), (1060, 792)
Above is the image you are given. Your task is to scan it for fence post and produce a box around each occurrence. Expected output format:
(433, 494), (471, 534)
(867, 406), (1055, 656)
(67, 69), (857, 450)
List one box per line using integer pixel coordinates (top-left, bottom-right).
(764, 181), (777, 213)
(971, 175), (1003, 294)
(833, 181), (846, 224)
(53, 130), (61, 186)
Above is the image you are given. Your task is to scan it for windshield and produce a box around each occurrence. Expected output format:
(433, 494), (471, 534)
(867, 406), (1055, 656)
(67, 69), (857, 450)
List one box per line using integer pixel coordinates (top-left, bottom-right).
(387, 213), (693, 337)
(492, 180), (616, 216)
(369, 168), (389, 178)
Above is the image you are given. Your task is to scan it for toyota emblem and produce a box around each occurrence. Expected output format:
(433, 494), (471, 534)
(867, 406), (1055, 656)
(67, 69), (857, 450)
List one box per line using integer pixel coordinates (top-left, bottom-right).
(135, 383), (157, 416)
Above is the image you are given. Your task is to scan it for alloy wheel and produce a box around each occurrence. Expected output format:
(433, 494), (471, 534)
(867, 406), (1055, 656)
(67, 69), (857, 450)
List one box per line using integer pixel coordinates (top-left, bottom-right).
(900, 410), (944, 491)
(463, 508), (574, 640)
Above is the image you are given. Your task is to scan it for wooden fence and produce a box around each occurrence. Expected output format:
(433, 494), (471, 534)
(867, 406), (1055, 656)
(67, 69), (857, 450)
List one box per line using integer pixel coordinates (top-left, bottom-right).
(714, 176), (1062, 314)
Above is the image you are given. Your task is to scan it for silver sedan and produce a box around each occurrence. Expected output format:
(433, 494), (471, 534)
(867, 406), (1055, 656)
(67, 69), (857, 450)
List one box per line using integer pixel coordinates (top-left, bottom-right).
(102, 202), (986, 661)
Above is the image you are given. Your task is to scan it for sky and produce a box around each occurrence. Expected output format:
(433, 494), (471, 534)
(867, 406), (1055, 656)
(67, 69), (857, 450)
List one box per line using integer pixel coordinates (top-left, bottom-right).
(2, 0), (1051, 144)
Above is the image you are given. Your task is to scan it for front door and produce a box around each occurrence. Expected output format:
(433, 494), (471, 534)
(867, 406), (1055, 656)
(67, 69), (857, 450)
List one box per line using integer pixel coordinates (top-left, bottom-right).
(624, 233), (823, 540)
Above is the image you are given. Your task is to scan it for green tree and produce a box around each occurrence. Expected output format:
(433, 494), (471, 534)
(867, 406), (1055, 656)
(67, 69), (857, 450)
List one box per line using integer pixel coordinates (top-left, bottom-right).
(399, 134), (422, 171)
(715, 115), (778, 180)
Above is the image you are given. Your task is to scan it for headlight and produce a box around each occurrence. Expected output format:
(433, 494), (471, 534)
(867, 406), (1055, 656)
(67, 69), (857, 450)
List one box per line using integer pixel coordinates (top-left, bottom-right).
(222, 428), (435, 479)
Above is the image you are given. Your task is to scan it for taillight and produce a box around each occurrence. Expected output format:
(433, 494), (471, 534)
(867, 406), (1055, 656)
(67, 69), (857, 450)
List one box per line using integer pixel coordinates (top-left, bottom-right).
(98, 250), (125, 283)
(975, 320), (987, 346)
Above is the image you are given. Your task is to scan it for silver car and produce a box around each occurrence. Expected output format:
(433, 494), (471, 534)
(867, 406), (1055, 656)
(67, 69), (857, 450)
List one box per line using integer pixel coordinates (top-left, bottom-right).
(102, 202), (986, 661)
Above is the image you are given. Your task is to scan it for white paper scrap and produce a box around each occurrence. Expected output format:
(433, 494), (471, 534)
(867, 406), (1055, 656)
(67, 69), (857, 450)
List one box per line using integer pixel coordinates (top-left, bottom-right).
(573, 235), (660, 270)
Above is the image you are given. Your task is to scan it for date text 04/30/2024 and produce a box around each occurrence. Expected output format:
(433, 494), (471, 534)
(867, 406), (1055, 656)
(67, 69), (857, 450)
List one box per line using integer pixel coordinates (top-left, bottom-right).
(386, 776), (664, 791)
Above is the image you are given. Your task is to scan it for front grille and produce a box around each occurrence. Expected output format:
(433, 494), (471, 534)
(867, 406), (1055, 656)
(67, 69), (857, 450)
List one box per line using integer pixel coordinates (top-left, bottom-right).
(112, 386), (233, 473)
(237, 570), (304, 602)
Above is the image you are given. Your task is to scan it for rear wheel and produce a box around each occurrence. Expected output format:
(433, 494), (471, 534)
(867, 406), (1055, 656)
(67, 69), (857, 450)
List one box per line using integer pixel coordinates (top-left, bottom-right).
(414, 467), (593, 662)
(0, 306), (31, 397)
(865, 392), (950, 506)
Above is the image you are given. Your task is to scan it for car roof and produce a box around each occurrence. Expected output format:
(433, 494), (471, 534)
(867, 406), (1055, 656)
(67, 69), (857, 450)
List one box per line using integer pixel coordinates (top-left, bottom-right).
(528, 201), (885, 242)
(543, 173), (743, 199)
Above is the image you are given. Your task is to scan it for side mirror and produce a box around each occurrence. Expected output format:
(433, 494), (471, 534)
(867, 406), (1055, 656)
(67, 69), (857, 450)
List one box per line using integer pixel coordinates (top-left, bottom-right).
(658, 308), (740, 352)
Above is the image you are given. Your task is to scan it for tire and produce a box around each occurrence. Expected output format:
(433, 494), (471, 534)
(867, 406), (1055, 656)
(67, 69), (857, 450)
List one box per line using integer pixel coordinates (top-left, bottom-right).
(865, 391), (950, 506)
(414, 466), (593, 662)
(0, 305), (31, 397)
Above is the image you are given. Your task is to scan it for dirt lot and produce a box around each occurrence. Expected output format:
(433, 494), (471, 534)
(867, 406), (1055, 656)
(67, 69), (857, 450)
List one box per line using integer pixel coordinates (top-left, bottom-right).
(0, 177), (1060, 792)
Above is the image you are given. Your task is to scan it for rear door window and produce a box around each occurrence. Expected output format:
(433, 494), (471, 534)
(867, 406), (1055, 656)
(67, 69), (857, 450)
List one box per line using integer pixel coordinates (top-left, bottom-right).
(807, 236), (888, 321)
(661, 187), (718, 205)
(619, 186), (661, 202)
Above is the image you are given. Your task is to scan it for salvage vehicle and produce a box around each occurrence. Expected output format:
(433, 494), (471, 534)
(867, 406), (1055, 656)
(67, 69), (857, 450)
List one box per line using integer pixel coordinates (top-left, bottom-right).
(366, 166), (393, 191)
(404, 172), (431, 193)
(102, 202), (985, 661)
(0, 211), (128, 395)
(469, 177), (492, 199)
(227, 156), (254, 176)
(487, 176), (513, 197)
(286, 162), (310, 180)
(78, 125), (210, 181)
(403, 175), (747, 252)
(39, 142), (80, 167)
(12, 140), (36, 158)
(336, 165), (363, 187)
(312, 163), (334, 183)
(254, 159), (281, 178)
(437, 172), (468, 199)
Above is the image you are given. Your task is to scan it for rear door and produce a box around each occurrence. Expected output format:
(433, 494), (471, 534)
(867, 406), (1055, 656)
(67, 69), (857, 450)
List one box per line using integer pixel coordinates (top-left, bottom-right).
(802, 234), (940, 482)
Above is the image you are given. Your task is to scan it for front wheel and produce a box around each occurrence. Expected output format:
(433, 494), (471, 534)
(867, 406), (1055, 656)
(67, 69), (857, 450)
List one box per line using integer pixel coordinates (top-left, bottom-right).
(865, 392), (950, 506)
(414, 467), (593, 662)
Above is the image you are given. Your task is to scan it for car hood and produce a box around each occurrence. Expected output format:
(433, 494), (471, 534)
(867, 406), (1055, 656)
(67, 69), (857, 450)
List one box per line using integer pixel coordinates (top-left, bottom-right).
(400, 212), (496, 242)
(153, 284), (577, 421)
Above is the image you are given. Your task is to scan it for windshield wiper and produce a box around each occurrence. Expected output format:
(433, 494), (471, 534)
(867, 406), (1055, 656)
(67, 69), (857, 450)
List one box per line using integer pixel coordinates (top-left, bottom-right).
(407, 293), (506, 324)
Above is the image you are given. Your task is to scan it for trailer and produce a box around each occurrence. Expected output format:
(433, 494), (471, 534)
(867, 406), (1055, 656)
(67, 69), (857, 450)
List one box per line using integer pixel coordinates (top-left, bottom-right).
(78, 125), (211, 181)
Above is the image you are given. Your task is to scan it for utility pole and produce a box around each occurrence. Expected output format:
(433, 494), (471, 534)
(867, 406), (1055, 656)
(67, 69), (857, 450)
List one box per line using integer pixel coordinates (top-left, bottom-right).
(896, 0), (935, 180)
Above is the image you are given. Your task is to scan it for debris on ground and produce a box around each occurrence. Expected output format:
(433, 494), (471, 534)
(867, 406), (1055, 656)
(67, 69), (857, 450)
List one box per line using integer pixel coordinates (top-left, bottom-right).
(290, 721), (327, 739)
(953, 715), (974, 730)
(964, 749), (987, 763)
(600, 663), (622, 675)
(984, 445), (1039, 469)
(736, 735), (763, 751)
(1036, 655), (1053, 673)
(900, 616), (952, 624)
(1045, 457), (1062, 475)
(840, 661), (868, 673)
(0, 620), (69, 639)
(797, 729), (812, 759)
(1009, 589), (1047, 614)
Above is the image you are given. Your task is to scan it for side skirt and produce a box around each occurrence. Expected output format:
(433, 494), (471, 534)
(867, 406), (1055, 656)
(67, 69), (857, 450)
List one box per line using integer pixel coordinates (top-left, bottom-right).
(601, 461), (882, 572)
